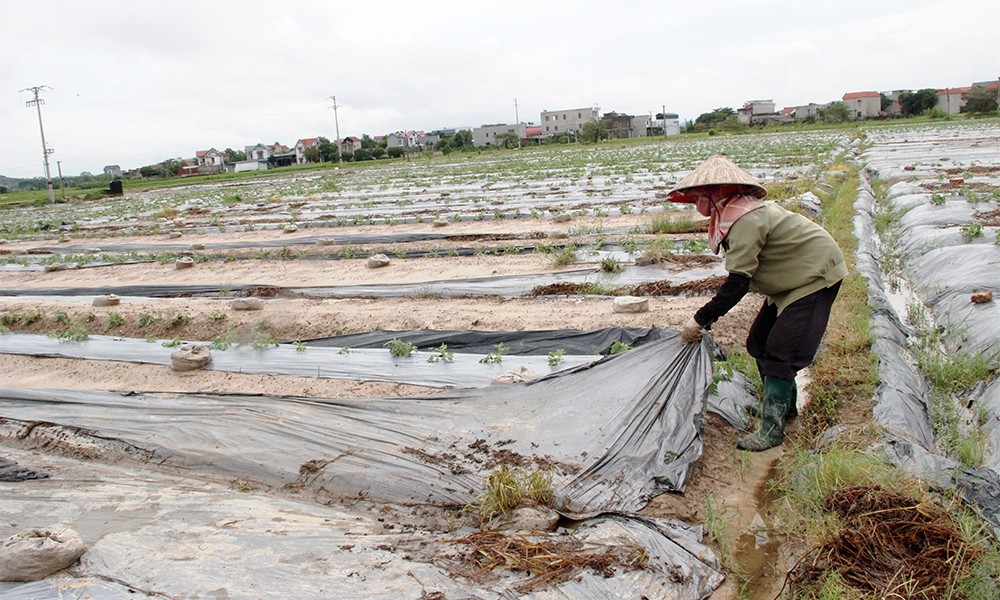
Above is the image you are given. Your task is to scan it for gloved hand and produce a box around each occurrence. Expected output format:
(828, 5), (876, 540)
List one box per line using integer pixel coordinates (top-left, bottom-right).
(681, 317), (703, 344)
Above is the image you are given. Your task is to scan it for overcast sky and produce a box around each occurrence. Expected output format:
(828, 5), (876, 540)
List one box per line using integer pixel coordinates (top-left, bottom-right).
(2, 0), (997, 179)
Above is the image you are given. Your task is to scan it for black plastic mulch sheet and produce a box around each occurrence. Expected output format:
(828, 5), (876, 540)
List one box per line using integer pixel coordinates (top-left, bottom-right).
(0, 263), (725, 300)
(0, 332), (712, 517)
(302, 326), (669, 356)
(0, 333), (723, 597)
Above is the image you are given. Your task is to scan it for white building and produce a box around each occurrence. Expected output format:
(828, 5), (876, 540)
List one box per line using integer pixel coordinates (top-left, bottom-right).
(540, 106), (599, 137)
(793, 103), (826, 119)
(294, 138), (320, 164)
(195, 148), (225, 174)
(659, 113), (681, 136)
(472, 123), (527, 147)
(841, 92), (881, 119)
(736, 100), (776, 124)
(936, 87), (970, 114)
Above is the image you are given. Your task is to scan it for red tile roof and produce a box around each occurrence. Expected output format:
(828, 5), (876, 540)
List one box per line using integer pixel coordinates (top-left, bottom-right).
(937, 87), (971, 95)
(297, 138), (318, 146)
(842, 91), (880, 100)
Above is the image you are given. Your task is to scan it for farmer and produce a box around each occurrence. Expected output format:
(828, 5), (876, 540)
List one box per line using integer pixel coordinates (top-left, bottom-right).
(669, 154), (847, 452)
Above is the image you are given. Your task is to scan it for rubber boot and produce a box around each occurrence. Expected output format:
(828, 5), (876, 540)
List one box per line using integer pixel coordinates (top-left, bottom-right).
(747, 361), (798, 418)
(737, 376), (796, 452)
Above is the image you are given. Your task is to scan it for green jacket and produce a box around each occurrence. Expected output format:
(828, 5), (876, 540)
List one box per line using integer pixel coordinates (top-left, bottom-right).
(722, 204), (847, 314)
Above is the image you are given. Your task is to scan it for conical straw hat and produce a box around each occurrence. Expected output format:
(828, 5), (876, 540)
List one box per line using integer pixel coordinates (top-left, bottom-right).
(666, 154), (766, 202)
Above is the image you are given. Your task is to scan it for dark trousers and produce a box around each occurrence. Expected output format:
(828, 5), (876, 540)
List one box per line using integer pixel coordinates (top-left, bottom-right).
(746, 281), (842, 381)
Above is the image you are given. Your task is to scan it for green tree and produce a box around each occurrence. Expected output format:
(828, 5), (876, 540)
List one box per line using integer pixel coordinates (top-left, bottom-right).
(494, 131), (519, 149)
(317, 136), (340, 162)
(963, 86), (999, 114)
(451, 130), (473, 150)
(371, 146), (385, 159)
(880, 92), (893, 111)
(223, 148), (246, 162)
(360, 134), (376, 150)
(303, 146), (321, 163)
(817, 102), (851, 123)
(579, 121), (605, 143)
(386, 146), (404, 159)
(353, 148), (372, 161)
(898, 89), (938, 116)
(694, 107), (736, 129)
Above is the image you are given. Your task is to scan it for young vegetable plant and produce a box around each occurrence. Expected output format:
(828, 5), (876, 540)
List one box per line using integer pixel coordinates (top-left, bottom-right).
(386, 338), (419, 358)
(609, 341), (632, 354)
(480, 342), (510, 364)
(426, 343), (454, 363)
(547, 348), (565, 366)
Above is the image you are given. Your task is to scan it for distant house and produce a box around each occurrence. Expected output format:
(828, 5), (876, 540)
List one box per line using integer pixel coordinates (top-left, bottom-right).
(386, 131), (423, 149)
(658, 113), (681, 136)
(195, 148), (225, 174)
(842, 91), (881, 119)
(540, 106), (599, 137)
(936, 87), (970, 114)
(417, 133), (440, 148)
(245, 142), (289, 162)
(103, 165), (122, 178)
(524, 125), (543, 143)
(599, 112), (651, 139)
(791, 103), (826, 119)
(340, 136), (362, 155)
(294, 138), (320, 164)
(271, 150), (297, 168)
(178, 158), (200, 177)
(736, 100), (777, 124)
(472, 123), (527, 147)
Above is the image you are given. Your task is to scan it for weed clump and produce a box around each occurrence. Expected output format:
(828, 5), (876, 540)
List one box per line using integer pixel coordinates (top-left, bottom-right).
(474, 465), (554, 522)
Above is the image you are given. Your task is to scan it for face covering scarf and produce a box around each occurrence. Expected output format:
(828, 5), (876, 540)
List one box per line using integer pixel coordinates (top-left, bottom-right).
(704, 192), (764, 254)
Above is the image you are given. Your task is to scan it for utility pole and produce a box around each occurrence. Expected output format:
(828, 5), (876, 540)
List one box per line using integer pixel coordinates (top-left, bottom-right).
(513, 98), (522, 150)
(662, 104), (667, 139)
(24, 85), (56, 204)
(328, 96), (343, 163)
(56, 160), (66, 201)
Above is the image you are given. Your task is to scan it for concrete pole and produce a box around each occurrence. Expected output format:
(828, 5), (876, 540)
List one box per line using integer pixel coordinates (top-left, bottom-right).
(25, 86), (55, 203)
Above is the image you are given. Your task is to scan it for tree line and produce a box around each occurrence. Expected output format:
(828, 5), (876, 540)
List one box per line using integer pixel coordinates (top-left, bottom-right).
(683, 87), (998, 133)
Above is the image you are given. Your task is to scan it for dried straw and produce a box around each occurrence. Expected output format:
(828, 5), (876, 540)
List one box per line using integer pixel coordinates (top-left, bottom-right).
(785, 485), (980, 599)
(446, 531), (647, 592)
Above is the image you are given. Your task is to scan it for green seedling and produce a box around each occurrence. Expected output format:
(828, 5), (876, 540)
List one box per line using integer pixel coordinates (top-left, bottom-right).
(479, 342), (509, 364)
(426, 343), (454, 363)
(385, 338), (419, 358)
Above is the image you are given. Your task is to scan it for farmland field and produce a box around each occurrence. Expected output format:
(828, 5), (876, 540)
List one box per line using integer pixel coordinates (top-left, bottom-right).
(2, 121), (998, 598)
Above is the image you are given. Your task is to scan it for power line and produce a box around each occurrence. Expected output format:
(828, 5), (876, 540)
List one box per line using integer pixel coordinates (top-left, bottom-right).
(23, 85), (56, 204)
